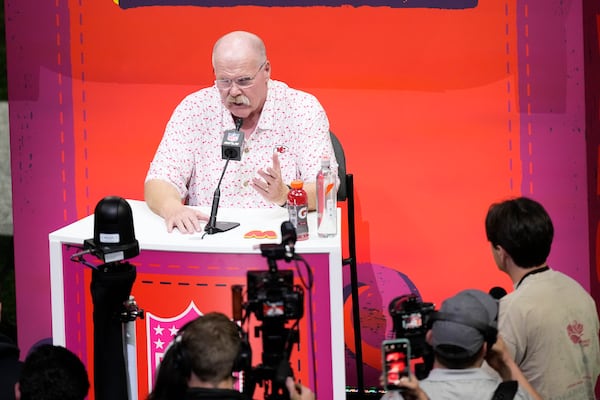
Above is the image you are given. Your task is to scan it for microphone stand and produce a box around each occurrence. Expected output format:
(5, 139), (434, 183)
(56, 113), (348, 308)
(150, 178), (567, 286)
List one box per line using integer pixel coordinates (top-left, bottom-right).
(204, 158), (240, 234)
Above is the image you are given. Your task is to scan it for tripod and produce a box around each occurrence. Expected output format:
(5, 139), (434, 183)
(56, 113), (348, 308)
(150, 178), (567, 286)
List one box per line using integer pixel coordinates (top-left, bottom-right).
(243, 318), (300, 400)
(90, 261), (143, 400)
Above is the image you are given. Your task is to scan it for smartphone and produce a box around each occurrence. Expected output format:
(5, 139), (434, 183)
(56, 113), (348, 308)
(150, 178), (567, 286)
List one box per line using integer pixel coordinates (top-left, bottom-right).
(382, 338), (411, 391)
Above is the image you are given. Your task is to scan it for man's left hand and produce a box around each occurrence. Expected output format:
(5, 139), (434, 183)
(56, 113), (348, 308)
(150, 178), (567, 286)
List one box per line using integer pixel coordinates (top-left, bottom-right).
(251, 152), (289, 206)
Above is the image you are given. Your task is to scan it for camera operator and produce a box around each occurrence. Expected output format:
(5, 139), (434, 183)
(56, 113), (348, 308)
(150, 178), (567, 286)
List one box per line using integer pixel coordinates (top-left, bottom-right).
(382, 289), (541, 400)
(147, 312), (313, 400)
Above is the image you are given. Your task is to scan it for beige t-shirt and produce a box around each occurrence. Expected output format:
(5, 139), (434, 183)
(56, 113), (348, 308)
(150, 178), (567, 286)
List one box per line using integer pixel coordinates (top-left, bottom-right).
(500, 269), (600, 400)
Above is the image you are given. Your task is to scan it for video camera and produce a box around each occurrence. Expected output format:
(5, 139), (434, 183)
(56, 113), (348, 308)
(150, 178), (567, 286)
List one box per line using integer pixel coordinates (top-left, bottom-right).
(235, 221), (308, 400)
(388, 294), (436, 379)
(246, 269), (304, 321)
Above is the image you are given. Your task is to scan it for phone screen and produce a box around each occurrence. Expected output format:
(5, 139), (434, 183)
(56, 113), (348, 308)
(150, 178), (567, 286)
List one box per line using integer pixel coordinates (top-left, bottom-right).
(382, 339), (410, 391)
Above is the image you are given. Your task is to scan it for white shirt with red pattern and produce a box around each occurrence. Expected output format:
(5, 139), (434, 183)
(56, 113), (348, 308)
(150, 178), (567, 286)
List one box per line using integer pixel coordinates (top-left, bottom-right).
(146, 80), (338, 208)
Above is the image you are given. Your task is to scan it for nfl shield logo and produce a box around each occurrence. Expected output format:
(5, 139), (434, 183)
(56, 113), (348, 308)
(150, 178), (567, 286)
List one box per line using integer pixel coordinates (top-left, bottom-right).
(146, 301), (203, 391)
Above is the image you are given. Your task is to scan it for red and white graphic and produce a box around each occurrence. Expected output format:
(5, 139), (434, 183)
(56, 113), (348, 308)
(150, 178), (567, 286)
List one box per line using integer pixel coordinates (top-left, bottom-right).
(274, 145), (288, 154)
(567, 320), (590, 346)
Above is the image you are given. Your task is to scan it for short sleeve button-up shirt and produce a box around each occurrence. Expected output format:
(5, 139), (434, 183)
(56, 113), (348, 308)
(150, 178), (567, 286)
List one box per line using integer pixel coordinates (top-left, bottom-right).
(146, 80), (338, 208)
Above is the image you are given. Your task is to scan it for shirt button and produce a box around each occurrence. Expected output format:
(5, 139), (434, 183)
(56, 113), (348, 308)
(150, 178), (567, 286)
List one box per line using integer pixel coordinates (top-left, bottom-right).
(244, 147), (250, 153)
(243, 181), (249, 187)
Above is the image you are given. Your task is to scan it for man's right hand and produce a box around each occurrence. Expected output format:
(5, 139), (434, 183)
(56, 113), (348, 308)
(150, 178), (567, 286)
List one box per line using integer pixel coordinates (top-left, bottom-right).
(162, 203), (209, 234)
(145, 179), (209, 234)
(485, 335), (514, 380)
(485, 335), (544, 400)
(380, 375), (430, 400)
(286, 377), (315, 400)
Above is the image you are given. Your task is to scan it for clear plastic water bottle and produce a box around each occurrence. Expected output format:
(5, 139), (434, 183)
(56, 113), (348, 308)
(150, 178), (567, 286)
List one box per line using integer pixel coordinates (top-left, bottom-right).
(287, 179), (309, 241)
(316, 156), (337, 238)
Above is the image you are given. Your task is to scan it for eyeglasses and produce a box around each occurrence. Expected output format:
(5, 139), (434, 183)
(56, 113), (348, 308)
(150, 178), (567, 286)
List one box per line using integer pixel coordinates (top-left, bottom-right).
(215, 61), (266, 90)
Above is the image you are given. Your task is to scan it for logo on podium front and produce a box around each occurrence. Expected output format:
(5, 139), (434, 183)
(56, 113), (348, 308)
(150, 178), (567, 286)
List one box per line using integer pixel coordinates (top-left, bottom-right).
(146, 302), (203, 391)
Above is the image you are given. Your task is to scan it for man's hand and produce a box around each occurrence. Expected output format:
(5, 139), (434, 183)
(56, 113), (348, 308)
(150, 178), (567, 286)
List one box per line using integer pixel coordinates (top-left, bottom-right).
(485, 335), (514, 380)
(381, 375), (430, 400)
(251, 152), (289, 206)
(486, 335), (544, 400)
(162, 203), (209, 234)
(285, 377), (314, 400)
(396, 376), (430, 400)
(145, 179), (209, 234)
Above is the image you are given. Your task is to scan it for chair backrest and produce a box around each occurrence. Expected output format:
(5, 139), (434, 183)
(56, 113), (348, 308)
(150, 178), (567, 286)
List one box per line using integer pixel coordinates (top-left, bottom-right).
(329, 131), (364, 392)
(329, 131), (347, 201)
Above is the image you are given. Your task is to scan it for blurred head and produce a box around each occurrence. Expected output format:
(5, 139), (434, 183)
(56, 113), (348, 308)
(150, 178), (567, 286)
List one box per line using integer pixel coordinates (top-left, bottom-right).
(485, 196), (553, 268)
(212, 31), (270, 121)
(16, 345), (89, 400)
(148, 312), (242, 400)
(430, 289), (498, 369)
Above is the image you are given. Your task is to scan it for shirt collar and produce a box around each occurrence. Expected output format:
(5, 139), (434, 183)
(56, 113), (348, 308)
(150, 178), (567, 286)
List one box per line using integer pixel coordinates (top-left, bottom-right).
(515, 265), (550, 289)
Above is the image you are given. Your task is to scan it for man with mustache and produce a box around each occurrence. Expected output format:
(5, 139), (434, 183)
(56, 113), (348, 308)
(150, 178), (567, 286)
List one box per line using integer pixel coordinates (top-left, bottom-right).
(145, 31), (337, 233)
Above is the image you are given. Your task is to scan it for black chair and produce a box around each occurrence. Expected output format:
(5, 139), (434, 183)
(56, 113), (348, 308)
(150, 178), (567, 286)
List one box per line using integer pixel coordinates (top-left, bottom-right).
(330, 132), (364, 395)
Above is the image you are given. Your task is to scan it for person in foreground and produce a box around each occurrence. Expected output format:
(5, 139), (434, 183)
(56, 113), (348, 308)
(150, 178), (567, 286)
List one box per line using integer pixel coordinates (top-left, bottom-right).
(145, 30), (337, 233)
(147, 312), (314, 400)
(0, 302), (22, 400)
(382, 289), (541, 400)
(485, 196), (600, 399)
(15, 344), (90, 400)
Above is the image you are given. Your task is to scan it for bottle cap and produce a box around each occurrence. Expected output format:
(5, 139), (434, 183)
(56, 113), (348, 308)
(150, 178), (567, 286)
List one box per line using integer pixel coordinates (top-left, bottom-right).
(321, 155), (331, 167)
(290, 180), (304, 189)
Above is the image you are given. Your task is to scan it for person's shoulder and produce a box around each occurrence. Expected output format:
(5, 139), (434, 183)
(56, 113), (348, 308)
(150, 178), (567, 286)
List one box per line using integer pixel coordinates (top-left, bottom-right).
(186, 85), (219, 99)
(176, 86), (220, 107)
(499, 290), (518, 309)
(170, 86), (222, 117)
(500, 280), (545, 313)
(269, 80), (321, 103)
(551, 268), (586, 285)
(550, 269), (595, 297)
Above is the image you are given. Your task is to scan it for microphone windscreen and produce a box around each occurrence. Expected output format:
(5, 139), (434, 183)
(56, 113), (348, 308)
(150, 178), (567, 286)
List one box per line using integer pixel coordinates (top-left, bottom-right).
(222, 129), (244, 161)
(489, 286), (507, 300)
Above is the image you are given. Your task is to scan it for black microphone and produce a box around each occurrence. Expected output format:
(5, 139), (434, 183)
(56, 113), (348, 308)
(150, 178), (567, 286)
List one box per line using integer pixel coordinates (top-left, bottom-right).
(280, 220), (297, 260)
(489, 286), (507, 300)
(204, 119), (245, 235)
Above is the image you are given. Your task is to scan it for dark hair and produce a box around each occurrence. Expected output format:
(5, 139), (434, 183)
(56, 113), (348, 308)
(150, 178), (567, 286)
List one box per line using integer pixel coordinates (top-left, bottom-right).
(485, 197), (553, 268)
(148, 312), (241, 400)
(434, 344), (483, 369)
(19, 345), (89, 400)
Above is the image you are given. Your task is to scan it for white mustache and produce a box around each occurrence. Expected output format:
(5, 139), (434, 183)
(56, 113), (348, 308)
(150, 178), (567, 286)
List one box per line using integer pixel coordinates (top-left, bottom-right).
(227, 95), (250, 106)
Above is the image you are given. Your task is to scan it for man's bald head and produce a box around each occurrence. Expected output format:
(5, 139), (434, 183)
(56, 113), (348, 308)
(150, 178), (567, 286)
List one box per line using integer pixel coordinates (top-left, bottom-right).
(212, 31), (266, 67)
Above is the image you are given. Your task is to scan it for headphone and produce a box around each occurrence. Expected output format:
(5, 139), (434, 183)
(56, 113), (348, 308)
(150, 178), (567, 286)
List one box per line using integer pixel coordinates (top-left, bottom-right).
(232, 324), (252, 372)
(429, 311), (498, 350)
(171, 317), (252, 376)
